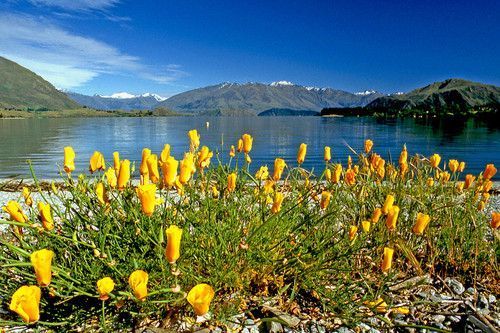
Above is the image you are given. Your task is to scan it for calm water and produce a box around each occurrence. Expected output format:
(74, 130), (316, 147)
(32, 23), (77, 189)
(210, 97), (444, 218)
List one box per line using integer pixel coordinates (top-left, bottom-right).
(0, 116), (499, 180)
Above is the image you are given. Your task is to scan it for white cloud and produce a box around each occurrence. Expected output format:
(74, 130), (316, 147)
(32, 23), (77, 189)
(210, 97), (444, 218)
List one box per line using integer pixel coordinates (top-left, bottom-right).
(28, 0), (120, 11)
(0, 13), (187, 89)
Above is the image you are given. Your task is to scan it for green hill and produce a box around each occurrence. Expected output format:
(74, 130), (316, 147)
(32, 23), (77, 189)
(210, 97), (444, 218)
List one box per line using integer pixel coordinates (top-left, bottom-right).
(366, 79), (500, 116)
(0, 56), (80, 111)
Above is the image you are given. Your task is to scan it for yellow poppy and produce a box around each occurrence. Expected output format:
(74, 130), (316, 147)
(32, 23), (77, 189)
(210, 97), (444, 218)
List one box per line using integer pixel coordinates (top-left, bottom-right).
(187, 284), (215, 316)
(381, 247), (394, 273)
(165, 225), (183, 264)
(89, 151), (106, 173)
(412, 213), (430, 235)
(117, 159), (131, 190)
(63, 146), (76, 174)
(297, 143), (307, 164)
(129, 270), (148, 300)
(97, 277), (115, 300)
(37, 202), (54, 231)
(136, 183), (157, 216)
(241, 134), (253, 154)
(9, 285), (41, 323)
(30, 249), (54, 287)
(161, 156), (179, 188)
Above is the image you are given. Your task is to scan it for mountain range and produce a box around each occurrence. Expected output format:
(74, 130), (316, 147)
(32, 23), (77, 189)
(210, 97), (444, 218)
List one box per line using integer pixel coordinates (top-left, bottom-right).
(63, 81), (384, 114)
(66, 91), (166, 111)
(1, 56), (498, 117)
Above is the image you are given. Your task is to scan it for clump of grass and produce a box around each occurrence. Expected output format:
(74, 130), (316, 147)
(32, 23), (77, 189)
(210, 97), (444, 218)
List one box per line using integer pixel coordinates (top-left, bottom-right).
(0, 133), (498, 331)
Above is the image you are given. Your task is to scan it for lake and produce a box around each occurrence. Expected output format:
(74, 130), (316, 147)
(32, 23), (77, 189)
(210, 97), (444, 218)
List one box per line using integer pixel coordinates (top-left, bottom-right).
(0, 116), (498, 180)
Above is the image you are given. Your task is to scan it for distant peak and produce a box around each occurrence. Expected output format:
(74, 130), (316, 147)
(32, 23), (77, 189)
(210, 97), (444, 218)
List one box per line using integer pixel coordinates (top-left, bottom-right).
(98, 92), (166, 101)
(354, 90), (377, 96)
(100, 92), (136, 99)
(270, 81), (294, 87)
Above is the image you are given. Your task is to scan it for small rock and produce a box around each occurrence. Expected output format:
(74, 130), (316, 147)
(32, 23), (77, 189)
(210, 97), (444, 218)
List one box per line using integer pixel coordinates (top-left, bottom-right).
(444, 278), (465, 295)
(466, 287), (476, 295)
(433, 315), (446, 324)
(478, 294), (489, 309)
(357, 323), (381, 333)
(488, 294), (496, 304)
(262, 306), (301, 328)
(266, 321), (284, 333)
(335, 328), (355, 333)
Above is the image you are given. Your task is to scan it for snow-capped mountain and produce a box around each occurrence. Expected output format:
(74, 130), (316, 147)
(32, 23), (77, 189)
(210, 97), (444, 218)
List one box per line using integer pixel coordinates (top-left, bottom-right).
(355, 90), (378, 96)
(66, 91), (167, 111)
(270, 81), (295, 86)
(98, 92), (167, 101)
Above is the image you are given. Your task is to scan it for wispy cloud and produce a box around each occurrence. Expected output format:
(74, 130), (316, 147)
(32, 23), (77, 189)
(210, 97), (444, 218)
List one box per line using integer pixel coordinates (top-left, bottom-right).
(0, 13), (187, 89)
(28, 0), (120, 12)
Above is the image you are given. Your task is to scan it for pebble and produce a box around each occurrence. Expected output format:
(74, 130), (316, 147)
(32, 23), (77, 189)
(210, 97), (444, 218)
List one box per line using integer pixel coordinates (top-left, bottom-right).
(444, 277), (465, 295)
(478, 294), (489, 309)
(266, 321), (284, 333)
(433, 315), (446, 324)
(487, 294), (496, 304)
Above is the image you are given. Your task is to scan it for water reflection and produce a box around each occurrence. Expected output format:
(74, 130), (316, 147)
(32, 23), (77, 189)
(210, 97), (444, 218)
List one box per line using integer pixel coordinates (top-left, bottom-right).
(0, 117), (498, 179)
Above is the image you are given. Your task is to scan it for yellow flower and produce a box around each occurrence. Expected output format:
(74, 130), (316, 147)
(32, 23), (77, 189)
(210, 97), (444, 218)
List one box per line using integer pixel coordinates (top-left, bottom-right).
(159, 144), (171, 165)
(96, 182), (106, 205)
(439, 171), (450, 183)
(113, 151), (120, 175)
(146, 154), (160, 183)
(165, 225), (183, 264)
(227, 173), (237, 193)
(483, 164), (497, 180)
(399, 145), (407, 166)
(187, 284), (215, 316)
(324, 146), (331, 162)
(448, 159), (459, 173)
(429, 154), (441, 168)
(105, 168), (117, 188)
(344, 168), (356, 186)
(263, 180), (274, 194)
(117, 159), (130, 190)
(22, 187), (33, 207)
(245, 154), (252, 164)
(140, 148), (152, 177)
(381, 194), (394, 215)
(482, 180), (493, 193)
(30, 249), (54, 287)
(347, 155), (352, 169)
(297, 143), (307, 164)
(324, 169), (332, 182)
(129, 270), (148, 300)
(89, 151), (106, 173)
(458, 161), (466, 172)
(229, 145), (236, 157)
(63, 146), (76, 174)
(272, 158), (286, 181)
(320, 191), (331, 210)
(136, 183), (157, 216)
(386, 206), (400, 230)
(381, 247), (394, 273)
(456, 182), (464, 192)
(3, 201), (28, 223)
(197, 146), (213, 169)
(364, 139), (373, 153)
(241, 134), (253, 154)
(361, 220), (371, 233)
(9, 285), (41, 323)
(478, 200), (486, 211)
(333, 164), (342, 183)
(271, 192), (284, 214)
(255, 166), (269, 181)
(237, 138), (243, 152)
(161, 156), (179, 188)
(349, 225), (358, 241)
(37, 202), (54, 231)
(188, 129), (200, 151)
(491, 212), (500, 229)
(371, 208), (382, 223)
(464, 174), (475, 189)
(211, 185), (220, 198)
(412, 213), (430, 235)
(97, 277), (115, 300)
(426, 177), (434, 187)
(179, 153), (195, 184)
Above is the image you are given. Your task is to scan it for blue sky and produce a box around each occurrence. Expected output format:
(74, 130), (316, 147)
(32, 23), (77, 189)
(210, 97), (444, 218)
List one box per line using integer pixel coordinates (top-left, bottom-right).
(0, 0), (498, 97)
